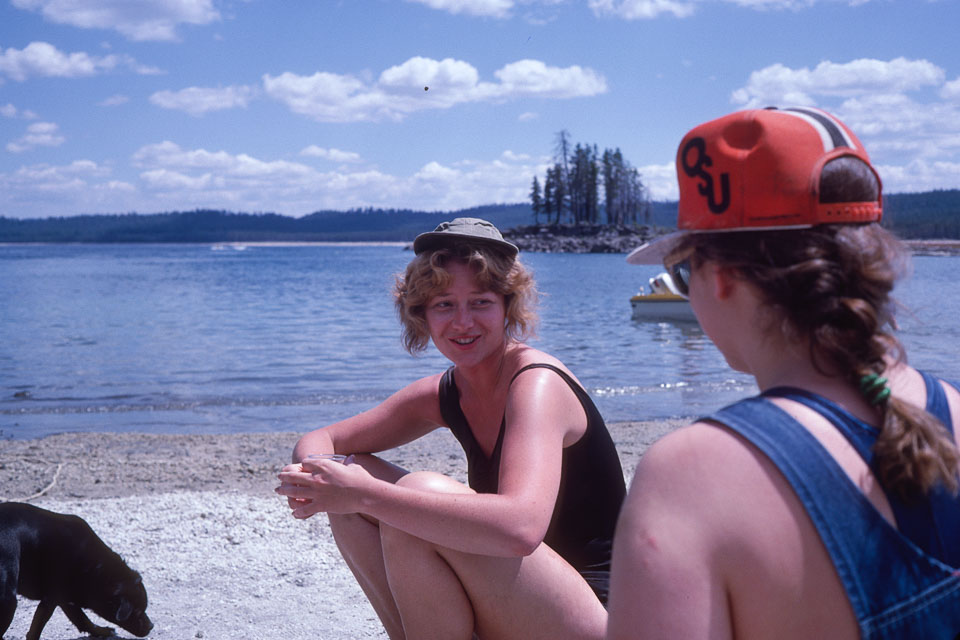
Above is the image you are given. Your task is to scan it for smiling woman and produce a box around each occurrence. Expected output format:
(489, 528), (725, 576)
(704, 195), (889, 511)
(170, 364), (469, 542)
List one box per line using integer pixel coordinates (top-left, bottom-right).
(276, 217), (626, 640)
(394, 220), (536, 354)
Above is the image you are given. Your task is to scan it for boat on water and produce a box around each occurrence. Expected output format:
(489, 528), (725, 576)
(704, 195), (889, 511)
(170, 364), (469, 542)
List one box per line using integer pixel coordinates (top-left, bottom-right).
(630, 272), (697, 322)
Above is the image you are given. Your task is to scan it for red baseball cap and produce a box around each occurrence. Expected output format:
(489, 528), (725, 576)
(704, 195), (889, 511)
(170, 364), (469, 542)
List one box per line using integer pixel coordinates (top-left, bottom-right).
(626, 106), (883, 264)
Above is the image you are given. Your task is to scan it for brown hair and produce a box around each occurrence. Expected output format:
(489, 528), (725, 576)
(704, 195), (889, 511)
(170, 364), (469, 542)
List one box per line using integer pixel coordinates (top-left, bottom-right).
(393, 244), (538, 354)
(673, 156), (960, 497)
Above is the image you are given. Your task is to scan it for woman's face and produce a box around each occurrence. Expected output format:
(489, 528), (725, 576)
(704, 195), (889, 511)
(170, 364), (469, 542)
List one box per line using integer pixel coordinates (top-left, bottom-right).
(686, 259), (752, 374)
(425, 259), (507, 369)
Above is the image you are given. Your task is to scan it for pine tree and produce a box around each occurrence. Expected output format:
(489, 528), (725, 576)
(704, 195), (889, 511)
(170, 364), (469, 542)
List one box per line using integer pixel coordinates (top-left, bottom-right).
(530, 176), (543, 223)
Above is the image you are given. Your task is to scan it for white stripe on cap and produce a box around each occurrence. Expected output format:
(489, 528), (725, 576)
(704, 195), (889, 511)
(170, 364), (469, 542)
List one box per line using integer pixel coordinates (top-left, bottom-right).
(779, 107), (858, 153)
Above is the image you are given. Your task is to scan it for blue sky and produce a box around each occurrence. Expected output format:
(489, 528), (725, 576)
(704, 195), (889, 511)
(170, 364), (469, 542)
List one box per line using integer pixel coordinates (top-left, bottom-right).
(1, 0), (958, 219)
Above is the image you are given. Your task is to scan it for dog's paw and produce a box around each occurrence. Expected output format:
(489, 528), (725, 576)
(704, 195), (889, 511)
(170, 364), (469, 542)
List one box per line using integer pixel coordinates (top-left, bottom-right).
(89, 623), (116, 638)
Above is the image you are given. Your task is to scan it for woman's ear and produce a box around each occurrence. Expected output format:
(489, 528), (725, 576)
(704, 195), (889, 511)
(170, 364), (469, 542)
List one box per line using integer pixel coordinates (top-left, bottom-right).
(707, 263), (739, 301)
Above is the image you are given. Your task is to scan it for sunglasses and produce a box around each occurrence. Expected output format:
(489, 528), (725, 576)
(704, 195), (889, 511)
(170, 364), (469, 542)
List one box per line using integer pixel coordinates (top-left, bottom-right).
(667, 259), (691, 299)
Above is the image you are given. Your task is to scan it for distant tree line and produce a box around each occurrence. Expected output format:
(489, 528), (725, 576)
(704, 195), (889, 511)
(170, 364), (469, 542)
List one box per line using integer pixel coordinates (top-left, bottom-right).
(1, 191), (957, 244)
(529, 130), (651, 226)
(883, 190), (960, 239)
(0, 205), (534, 244)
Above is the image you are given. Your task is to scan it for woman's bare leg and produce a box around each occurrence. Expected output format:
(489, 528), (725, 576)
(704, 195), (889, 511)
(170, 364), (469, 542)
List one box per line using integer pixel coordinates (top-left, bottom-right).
(326, 454), (409, 640)
(380, 472), (607, 640)
(380, 473), (477, 640)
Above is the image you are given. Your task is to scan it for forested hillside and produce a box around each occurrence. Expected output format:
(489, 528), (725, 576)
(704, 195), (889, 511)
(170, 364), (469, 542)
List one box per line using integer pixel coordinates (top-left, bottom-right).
(0, 190), (957, 243)
(883, 190), (960, 238)
(0, 205), (532, 243)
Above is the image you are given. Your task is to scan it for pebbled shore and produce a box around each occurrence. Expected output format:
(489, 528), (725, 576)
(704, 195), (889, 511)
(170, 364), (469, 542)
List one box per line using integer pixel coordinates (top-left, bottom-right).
(0, 419), (685, 640)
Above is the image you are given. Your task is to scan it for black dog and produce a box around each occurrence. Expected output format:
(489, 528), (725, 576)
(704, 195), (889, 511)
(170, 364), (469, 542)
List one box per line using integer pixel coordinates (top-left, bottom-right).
(0, 502), (153, 640)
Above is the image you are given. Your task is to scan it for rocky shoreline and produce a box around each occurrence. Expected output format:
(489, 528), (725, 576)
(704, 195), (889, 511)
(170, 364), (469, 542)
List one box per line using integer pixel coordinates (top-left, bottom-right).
(499, 224), (960, 256)
(502, 223), (662, 254)
(404, 223), (960, 256)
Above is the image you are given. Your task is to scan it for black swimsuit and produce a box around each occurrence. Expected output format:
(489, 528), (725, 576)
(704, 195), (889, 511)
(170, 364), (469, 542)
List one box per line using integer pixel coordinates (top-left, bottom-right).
(438, 363), (626, 604)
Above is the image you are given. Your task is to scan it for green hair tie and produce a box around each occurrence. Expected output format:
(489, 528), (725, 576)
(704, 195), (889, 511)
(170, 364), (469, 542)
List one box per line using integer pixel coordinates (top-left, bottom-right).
(859, 373), (891, 406)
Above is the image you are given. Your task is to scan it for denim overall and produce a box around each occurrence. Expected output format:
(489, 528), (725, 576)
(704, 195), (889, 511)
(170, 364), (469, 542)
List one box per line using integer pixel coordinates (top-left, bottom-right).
(707, 372), (960, 639)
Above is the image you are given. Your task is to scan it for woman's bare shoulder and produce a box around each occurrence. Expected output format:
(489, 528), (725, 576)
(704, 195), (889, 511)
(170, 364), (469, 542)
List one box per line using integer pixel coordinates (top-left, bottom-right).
(627, 420), (786, 519)
(637, 420), (749, 471)
(507, 345), (580, 383)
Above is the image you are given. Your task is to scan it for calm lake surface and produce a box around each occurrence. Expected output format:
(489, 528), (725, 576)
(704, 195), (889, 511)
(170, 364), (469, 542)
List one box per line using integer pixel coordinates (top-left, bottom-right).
(2, 243), (959, 440)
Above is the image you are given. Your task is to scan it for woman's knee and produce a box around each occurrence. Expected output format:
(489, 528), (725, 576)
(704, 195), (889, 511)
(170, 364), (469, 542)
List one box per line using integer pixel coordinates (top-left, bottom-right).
(395, 470), (474, 495)
(347, 453), (409, 483)
(380, 473), (472, 553)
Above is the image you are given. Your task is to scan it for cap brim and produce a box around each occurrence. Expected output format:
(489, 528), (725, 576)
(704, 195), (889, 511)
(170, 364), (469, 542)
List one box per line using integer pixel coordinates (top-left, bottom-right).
(413, 231), (519, 257)
(625, 231), (685, 265)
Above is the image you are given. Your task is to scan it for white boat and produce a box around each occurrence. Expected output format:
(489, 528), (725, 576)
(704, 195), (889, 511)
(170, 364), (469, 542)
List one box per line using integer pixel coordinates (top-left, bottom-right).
(630, 272), (697, 322)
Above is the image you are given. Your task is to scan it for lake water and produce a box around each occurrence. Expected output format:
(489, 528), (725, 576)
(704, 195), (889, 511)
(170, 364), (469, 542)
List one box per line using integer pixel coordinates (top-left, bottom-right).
(2, 243), (958, 440)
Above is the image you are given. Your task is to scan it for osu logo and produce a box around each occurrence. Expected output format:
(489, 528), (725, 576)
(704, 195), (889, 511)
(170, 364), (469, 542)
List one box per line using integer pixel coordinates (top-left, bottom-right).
(681, 137), (730, 214)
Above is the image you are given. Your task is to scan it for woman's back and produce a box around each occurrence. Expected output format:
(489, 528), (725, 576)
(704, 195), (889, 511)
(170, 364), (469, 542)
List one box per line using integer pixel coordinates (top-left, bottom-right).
(617, 366), (960, 639)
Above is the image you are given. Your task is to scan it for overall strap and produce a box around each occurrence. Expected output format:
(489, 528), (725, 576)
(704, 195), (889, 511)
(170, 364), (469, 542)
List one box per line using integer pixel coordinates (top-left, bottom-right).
(919, 369), (955, 433)
(707, 397), (960, 638)
(763, 386), (877, 462)
(763, 383), (960, 567)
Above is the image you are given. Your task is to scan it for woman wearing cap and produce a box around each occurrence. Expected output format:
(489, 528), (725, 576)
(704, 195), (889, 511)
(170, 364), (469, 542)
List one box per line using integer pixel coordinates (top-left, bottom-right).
(277, 217), (625, 640)
(607, 107), (960, 639)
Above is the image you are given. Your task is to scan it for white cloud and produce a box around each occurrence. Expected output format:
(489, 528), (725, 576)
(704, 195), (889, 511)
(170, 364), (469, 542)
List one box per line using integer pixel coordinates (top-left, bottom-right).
(0, 41), (158, 81)
(380, 57), (481, 93)
(75, 142), (542, 214)
(500, 150), (532, 162)
(495, 59), (607, 97)
(589, 0), (875, 20)
(874, 159), (960, 195)
(11, 0), (220, 42)
(139, 168), (213, 191)
(132, 141), (323, 205)
(723, 57), (960, 194)
(588, 0), (697, 19)
(149, 85), (258, 116)
(405, 0), (514, 18)
(942, 77), (960, 101)
(126, 140), (388, 211)
(0, 159), (136, 216)
(518, 111), (539, 121)
(99, 94), (130, 107)
(1, 103), (17, 118)
(300, 146), (363, 163)
(400, 155), (543, 210)
(637, 162), (678, 201)
(261, 71), (375, 123)
(4, 159), (108, 189)
(6, 121), (66, 153)
(263, 56), (606, 123)
(730, 57), (945, 107)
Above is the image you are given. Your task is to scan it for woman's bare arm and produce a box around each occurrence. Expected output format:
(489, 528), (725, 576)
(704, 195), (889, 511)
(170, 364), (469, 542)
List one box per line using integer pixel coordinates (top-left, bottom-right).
(279, 366), (586, 557)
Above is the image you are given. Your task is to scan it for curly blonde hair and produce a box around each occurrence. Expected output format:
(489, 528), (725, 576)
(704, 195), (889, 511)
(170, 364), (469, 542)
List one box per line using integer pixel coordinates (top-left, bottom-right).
(393, 244), (538, 354)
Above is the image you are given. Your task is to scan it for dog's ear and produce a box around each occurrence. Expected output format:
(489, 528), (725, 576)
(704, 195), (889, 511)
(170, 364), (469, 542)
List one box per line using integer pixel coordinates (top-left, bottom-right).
(116, 600), (133, 622)
(111, 571), (142, 596)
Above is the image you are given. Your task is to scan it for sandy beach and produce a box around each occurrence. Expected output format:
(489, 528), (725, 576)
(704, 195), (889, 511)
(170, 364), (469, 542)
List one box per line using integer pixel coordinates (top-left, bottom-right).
(0, 420), (685, 640)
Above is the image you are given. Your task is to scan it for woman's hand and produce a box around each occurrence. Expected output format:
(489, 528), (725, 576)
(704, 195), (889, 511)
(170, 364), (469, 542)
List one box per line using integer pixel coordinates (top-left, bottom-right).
(275, 455), (367, 519)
